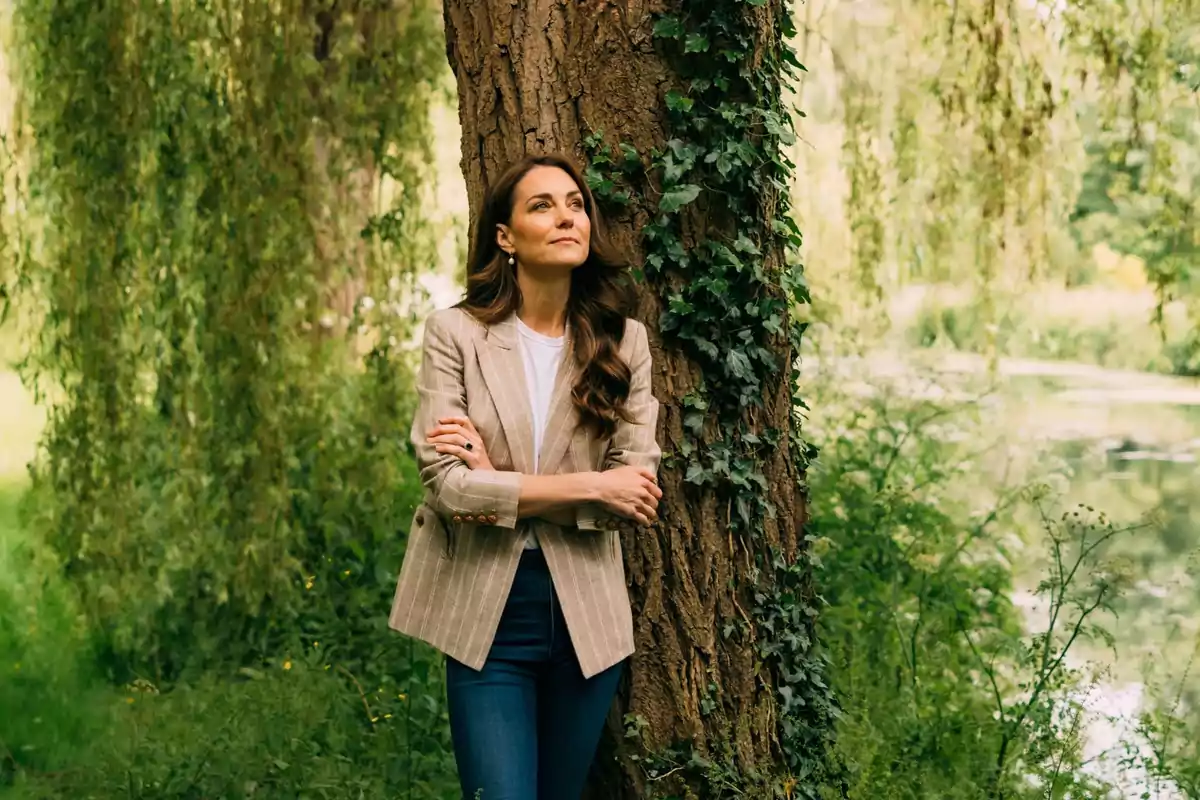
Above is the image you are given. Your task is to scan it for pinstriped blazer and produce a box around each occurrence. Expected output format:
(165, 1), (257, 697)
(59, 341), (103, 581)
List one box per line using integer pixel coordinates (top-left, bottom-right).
(387, 307), (662, 679)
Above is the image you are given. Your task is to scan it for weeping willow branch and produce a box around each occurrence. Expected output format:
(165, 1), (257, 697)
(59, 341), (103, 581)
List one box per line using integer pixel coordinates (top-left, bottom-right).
(9, 0), (446, 680)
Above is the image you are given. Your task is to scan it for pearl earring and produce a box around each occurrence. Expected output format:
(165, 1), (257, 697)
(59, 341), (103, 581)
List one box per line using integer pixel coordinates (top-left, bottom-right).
(508, 254), (515, 266)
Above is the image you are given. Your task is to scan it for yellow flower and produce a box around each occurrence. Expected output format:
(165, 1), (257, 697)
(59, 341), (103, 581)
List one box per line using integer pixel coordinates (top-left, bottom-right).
(283, 660), (292, 671)
(397, 693), (407, 701)
(126, 697), (135, 704)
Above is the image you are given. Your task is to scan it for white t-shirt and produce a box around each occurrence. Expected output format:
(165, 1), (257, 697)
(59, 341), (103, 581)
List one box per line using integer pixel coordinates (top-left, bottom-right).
(516, 317), (566, 472)
(515, 317), (566, 548)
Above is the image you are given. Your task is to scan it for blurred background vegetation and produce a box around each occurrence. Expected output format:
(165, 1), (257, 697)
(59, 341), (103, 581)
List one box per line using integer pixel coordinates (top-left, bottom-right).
(0, 0), (1196, 797)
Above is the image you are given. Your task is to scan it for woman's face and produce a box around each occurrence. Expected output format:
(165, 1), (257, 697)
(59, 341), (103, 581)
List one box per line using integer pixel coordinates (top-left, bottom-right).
(497, 165), (592, 273)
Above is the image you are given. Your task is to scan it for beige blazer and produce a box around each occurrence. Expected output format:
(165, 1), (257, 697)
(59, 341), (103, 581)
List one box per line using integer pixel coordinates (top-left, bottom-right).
(387, 307), (662, 679)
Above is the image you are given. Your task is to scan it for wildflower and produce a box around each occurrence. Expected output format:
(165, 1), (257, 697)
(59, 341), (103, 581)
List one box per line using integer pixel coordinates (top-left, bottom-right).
(283, 660), (292, 671)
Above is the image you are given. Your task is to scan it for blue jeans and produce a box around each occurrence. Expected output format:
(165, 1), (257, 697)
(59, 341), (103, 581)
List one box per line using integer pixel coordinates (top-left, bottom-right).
(445, 549), (624, 800)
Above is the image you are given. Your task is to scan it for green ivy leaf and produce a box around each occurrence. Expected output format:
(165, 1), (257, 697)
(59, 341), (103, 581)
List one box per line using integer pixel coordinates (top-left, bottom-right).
(685, 33), (710, 53)
(665, 91), (694, 113)
(733, 233), (760, 254)
(659, 184), (701, 213)
(652, 16), (684, 39)
(619, 143), (641, 170)
(684, 462), (708, 485)
(782, 48), (808, 71)
(668, 294), (695, 315)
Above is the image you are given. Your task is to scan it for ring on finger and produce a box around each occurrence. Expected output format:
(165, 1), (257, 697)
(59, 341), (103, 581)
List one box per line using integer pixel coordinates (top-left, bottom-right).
(463, 437), (474, 452)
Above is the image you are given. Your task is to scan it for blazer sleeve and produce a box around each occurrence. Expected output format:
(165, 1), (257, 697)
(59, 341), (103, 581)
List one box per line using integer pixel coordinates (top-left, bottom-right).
(410, 310), (522, 529)
(576, 320), (663, 531)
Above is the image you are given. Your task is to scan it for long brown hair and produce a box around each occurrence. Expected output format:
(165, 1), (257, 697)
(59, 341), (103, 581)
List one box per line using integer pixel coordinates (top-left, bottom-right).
(458, 153), (635, 438)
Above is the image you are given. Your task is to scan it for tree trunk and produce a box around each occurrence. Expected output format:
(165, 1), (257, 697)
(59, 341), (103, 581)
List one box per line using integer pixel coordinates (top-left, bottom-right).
(443, 2), (826, 796)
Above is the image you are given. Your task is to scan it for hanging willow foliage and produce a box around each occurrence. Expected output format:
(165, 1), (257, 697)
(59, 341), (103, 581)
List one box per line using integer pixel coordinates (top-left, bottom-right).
(1064, 0), (1200, 366)
(8, 0), (446, 681)
(801, 0), (1197, 365)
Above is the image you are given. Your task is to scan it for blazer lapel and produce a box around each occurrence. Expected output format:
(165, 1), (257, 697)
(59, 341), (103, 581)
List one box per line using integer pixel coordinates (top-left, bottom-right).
(475, 315), (536, 475)
(536, 333), (581, 475)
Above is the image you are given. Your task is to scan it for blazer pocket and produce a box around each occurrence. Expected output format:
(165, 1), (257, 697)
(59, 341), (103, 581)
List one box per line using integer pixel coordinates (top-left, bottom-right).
(414, 505), (455, 560)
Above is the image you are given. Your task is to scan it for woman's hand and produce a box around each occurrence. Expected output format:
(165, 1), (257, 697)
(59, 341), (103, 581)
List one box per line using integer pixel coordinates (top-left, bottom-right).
(593, 465), (662, 526)
(426, 416), (494, 471)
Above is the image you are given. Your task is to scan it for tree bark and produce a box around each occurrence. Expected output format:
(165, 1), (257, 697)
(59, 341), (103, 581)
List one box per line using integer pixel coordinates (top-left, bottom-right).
(442, 2), (810, 796)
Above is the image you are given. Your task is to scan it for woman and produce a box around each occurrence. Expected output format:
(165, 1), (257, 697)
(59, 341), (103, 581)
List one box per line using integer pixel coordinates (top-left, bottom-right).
(388, 153), (663, 799)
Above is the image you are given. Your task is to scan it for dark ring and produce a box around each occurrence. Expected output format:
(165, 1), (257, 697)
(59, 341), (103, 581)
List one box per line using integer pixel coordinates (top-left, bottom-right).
(464, 441), (473, 451)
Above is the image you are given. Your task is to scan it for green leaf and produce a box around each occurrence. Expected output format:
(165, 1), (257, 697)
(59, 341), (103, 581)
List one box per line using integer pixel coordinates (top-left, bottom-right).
(619, 143), (641, 170)
(685, 33), (710, 53)
(733, 233), (760, 254)
(764, 112), (797, 145)
(665, 91), (694, 113)
(652, 16), (684, 39)
(782, 48), (808, 71)
(668, 294), (695, 315)
(659, 184), (701, 213)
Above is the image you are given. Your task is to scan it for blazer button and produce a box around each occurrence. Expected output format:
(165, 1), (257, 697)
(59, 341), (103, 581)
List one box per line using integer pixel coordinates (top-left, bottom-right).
(452, 515), (462, 523)
(488, 514), (498, 523)
(416, 512), (425, 526)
